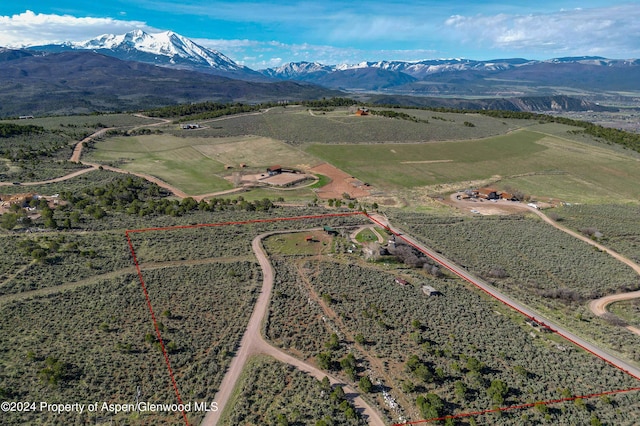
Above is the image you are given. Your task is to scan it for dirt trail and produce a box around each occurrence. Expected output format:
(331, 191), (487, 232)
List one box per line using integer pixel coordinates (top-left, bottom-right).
(203, 231), (386, 426)
(349, 225), (384, 244)
(0, 256), (251, 306)
(70, 128), (114, 163)
(528, 206), (640, 336)
(590, 291), (640, 336)
(0, 167), (97, 187)
(369, 213), (640, 380)
(448, 193), (640, 336)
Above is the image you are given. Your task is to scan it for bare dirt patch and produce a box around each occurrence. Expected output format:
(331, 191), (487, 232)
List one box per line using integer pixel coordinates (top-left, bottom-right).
(443, 192), (529, 216)
(260, 172), (311, 187)
(309, 163), (371, 200)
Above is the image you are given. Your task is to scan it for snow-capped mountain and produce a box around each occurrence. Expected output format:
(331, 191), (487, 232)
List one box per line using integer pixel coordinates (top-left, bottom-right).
(260, 61), (334, 80)
(73, 30), (241, 70)
(29, 30), (267, 81)
(258, 56), (640, 92)
(261, 58), (533, 81)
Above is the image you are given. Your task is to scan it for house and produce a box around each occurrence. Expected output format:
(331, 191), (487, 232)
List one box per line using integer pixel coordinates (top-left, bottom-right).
(355, 108), (369, 116)
(267, 165), (282, 176)
(395, 277), (408, 286)
(477, 187), (500, 200)
(181, 123), (201, 129)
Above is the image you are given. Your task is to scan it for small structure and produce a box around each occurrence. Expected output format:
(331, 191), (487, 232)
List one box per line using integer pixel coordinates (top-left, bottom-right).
(526, 318), (550, 333)
(305, 235), (315, 243)
(355, 108), (369, 116)
(181, 123), (201, 129)
(267, 165), (282, 176)
(239, 163), (247, 168)
(422, 285), (439, 296)
(323, 226), (338, 236)
(477, 187), (500, 200)
(500, 192), (514, 200)
(395, 277), (408, 286)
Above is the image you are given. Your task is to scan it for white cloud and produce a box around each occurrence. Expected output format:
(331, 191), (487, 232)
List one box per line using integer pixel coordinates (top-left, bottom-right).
(0, 10), (154, 47)
(196, 37), (437, 68)
(444, 4), (640, 57)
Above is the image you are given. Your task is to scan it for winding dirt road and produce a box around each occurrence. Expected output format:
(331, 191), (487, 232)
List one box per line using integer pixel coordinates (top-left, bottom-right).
(448, 193), (640, 336)
(524, 206), (640, 336)
(369, 213), (640, 382)
(0, 166), (96, 187)
(203, 231), (386, 426)
(590, 292), (640, 336)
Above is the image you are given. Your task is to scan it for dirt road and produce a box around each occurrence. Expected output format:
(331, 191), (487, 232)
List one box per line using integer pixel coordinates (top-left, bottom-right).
(590, 292), (640, 336)
(369, 213), (640, 381)
(0, 166), (96, 187)
(448, 193), (640, 336)
(70, 128), (114, 163)
(202, 231), (386, 426)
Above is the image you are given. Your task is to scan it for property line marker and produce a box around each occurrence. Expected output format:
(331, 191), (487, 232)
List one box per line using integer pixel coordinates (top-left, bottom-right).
(125, 212), (365, 425)
(126, 211), (640, 426)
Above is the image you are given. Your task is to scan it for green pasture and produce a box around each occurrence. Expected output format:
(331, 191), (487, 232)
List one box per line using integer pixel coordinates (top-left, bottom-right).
(202, 106), (528, 144)
(86, 134), (320, 195)
(307, 129), (547, 187)
(88, 137), (231, 194)
(263, 232), (330, 256)
(355, 228), (378, 243)
(307, 126), (640, 203)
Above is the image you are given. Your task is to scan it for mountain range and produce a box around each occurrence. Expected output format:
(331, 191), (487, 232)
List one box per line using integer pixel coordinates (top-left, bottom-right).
(0, 29), (637, 116)
(28, 30), (640, 94)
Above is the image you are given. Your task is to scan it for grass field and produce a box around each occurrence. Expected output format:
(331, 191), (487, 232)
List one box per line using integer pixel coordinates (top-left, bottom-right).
(307, 125), (640, 203)
(86, 135), (232, 194)
(87, 134), (322, 196)
(193, 107), (528, 144)
(84, 111), (640, 204)
(263, 231), (332, 256)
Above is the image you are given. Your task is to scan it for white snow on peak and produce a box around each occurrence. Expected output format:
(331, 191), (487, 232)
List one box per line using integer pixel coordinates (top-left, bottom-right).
(73, 30), (242, 70)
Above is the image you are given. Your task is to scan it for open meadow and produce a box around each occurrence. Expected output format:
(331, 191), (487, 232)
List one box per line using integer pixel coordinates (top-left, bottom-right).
(307, 126), (640, 203)
(79, 107), (640, 204)
(85, 133), (321, 196)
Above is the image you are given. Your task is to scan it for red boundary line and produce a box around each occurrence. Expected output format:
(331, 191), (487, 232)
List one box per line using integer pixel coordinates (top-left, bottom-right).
(366, 214), (640, 382)
(124, 212), (365, 425)
(392, 387), (640, 425)
(125, 211), (640, 425)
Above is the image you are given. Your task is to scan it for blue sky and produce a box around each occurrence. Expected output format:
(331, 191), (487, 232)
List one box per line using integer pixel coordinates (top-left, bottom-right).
(1, 1), (639, 68)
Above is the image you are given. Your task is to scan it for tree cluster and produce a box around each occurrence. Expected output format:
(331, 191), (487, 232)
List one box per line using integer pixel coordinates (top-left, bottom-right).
(0, 123), (44, 138)
(369, 109), (428, 123)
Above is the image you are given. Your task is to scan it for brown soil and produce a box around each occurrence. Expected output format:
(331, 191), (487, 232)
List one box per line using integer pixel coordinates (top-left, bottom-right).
(310, 163), (372, 200)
